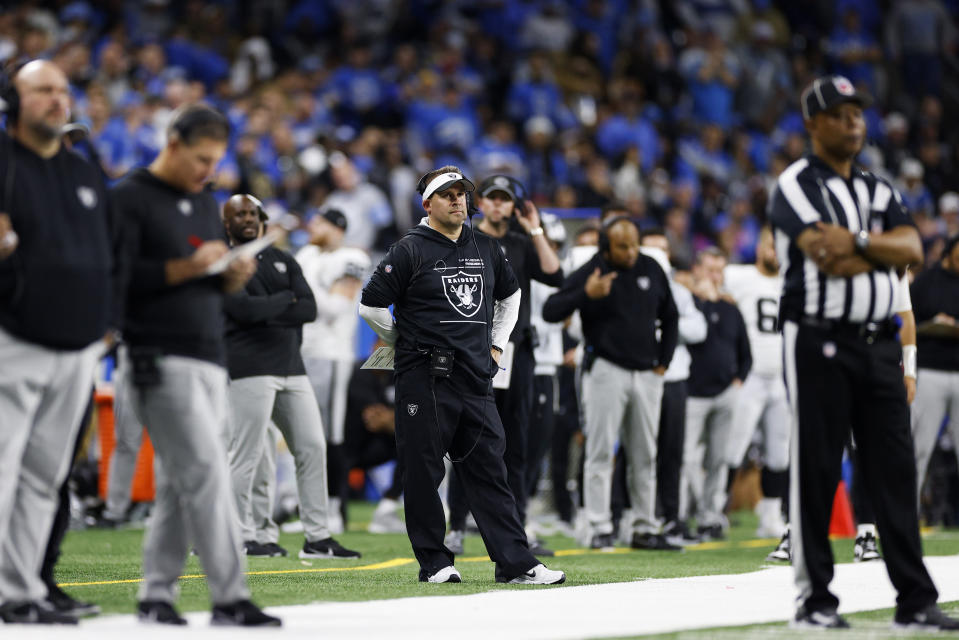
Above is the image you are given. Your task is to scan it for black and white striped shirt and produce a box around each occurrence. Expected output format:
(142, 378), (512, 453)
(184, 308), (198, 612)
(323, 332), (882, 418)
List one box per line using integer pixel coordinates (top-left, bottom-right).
(769, 155), (913, 324)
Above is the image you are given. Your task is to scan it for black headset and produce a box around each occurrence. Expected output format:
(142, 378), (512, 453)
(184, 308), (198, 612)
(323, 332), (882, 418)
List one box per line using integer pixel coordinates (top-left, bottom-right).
(0, 62), (24, 125)
(598, 215), (633, 254)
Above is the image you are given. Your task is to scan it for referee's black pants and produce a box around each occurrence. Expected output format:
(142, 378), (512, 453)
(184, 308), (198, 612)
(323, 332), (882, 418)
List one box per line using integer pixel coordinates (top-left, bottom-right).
(394, 364), (537, 581)
(784, 320), (937, 617)
(449, 341), (535, 530)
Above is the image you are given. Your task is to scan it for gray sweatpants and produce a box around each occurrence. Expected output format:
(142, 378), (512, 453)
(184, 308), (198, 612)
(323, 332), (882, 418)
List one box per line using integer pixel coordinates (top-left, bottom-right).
(911, 367), (959, 498)
(302, 356), (352, 445)
(250, 425), (281, 544)
(104, 350), (144, 521)
(0, 328), (101, 604)
(228, 375), (331, 543)
(581, 357), (664, 537)
(129, 355), (248, 605)
(682, 384), (739, 528)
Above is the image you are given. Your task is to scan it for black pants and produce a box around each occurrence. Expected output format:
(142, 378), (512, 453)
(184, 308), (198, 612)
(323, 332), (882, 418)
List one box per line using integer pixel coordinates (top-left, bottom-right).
(449, 341), (534, 529)
(657, 380), (687, 523)
(786, 320), (936, 616)
(42, 391), (94, 591)
(394, 364), (536, 580)
(525, 374), (556, 499)
(552, 365), (580, 523)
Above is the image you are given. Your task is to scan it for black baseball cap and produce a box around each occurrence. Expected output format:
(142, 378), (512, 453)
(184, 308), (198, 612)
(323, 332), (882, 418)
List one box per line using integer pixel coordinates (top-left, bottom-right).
(801, 75), (873, 120)
(321, 208), (347, 232)
(479, 175), (517, 200)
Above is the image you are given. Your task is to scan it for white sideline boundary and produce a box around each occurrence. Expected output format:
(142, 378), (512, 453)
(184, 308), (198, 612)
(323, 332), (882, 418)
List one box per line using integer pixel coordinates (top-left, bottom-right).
(6, 555), (959, 639)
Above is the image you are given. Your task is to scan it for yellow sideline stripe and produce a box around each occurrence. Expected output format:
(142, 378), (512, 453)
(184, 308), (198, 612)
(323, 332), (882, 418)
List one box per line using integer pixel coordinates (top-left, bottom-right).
(58, 557), (415, 588)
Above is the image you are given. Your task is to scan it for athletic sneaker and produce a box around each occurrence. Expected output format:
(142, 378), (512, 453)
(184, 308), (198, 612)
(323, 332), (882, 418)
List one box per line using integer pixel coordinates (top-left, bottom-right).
(791, 605), (849, 629)
(893, 604), (959, 631)
(0, 601), (78, 625)
(260, 542), (289, 557)
(766, 529), (791, 562)
(368, 502), (406, 534)
(243, 540), (270, 556)
(502, 564), (566, 585)
(211, 600), (281, 627)
(697, 524), (725, 541)
(137, 600), (187, 625)
(299, 537), (361, 559)
(663, 520), (699, 546)
(46, 584), (101, 617)
(444, 529), (465, 555)
(419, 565), (462, 583)
(630, 532), (682, 551)
(853, 532), (880, 562)
(589, 533), (616, 549)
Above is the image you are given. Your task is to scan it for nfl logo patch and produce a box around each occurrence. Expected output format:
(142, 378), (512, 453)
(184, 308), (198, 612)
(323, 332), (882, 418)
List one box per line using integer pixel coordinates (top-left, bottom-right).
(834, 76), (855, 96)
(823, 341), (837, 358)
(76, 186), (97, 209)
(273, 262), (287, 273)
(385, 264), (393, 273)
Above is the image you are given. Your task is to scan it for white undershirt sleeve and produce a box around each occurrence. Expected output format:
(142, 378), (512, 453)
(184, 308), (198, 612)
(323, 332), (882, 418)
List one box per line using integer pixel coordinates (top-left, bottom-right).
(358, 303), (398, 347)
(491, 289), (521, 349)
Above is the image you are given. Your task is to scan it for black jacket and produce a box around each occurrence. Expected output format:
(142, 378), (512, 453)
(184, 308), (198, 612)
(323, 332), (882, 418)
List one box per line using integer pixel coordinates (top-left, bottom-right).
(225, 245), (317, 379)
(0, 131), (117, 349)
(687, 298), (752, 398)
(113, 168), (229, 365)
(542, 252), (678, 372)
(478, 228), (563, 346)
(361, 221), (519, 391)
(911, 265), (959, 372)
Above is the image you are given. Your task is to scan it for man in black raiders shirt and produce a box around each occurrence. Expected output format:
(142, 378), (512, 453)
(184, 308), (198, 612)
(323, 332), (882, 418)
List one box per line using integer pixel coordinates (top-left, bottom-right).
(359, 165), (565, 585)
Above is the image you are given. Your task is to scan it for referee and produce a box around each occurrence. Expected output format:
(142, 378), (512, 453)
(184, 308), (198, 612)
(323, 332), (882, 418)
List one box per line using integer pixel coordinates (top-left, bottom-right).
(770, 75), (958, 630)
(359, 165), (564, 585)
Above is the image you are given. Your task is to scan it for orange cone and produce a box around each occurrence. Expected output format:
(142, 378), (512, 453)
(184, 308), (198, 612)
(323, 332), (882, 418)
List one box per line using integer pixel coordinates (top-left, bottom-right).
(829, 480), (857, 538)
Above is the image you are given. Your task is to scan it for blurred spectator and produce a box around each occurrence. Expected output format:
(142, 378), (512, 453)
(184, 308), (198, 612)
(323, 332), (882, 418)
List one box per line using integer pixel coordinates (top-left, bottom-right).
(732, 0), (791, 48)
(898, 158), (935, 218)
(885, 0), (957, 98)
(675, 0), (749, 44)
(507, 50), (575, 131)
(521, 2), (574, 53)
(736, 21), (791, 131)
(596, 78), (661, 173)
(322, 152), (393, 251)
(825, 8), (882, 94)
(678, 28), (742, 128)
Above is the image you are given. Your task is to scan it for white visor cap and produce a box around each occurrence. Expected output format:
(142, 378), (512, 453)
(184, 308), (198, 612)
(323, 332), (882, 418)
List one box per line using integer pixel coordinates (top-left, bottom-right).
(422, 172), (476, 201)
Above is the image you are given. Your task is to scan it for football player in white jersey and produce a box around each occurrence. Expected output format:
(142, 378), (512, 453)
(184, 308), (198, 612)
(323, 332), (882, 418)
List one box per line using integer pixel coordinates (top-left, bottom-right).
(296, 209), (372, 529)
(723, 226), (790, 540)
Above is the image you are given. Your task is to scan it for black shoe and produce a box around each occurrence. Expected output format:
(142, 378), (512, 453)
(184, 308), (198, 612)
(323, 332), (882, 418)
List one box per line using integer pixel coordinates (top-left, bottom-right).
(211, 599), (282, 627)
(529, 541), (555, 556)
(791, 605), (849, 629)
(853, 531), (880, 562)
(0, 601), (78, 625)
(894, 604), (959, 630)
(663, 520), (699, 546)
(260, 542), (289, 557)
(589, 533), (616, 549)
(46, 584), (101, 617)
(631, 532), (682, 551)
(137, 600), (187, 625)
(697, 524), (725, 541)
(299, 537), (361, 559)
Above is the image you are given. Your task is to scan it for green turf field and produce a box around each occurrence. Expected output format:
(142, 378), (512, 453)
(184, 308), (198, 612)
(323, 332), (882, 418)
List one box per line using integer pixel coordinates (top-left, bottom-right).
(54, 504), (959, 638)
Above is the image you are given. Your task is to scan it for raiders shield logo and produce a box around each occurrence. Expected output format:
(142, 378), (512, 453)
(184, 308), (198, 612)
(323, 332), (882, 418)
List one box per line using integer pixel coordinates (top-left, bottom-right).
(178, 199), (193, 216)
(637, 276), (650, 290)
(273, 261), (287, 274)
(76, 186), (97, 209)
(442, 271), (484, 318)
(407, 404), (418, 416)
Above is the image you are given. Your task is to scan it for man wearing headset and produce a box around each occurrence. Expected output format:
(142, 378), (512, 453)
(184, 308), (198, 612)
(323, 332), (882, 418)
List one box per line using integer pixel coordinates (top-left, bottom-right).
(543, 217), (680, 550)
(358, 165), (565, 585)
(0, 59), (117, 625)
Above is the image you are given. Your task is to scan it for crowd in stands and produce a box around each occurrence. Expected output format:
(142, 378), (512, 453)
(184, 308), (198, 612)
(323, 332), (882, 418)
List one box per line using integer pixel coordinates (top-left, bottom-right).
(3, 0), (958, 267)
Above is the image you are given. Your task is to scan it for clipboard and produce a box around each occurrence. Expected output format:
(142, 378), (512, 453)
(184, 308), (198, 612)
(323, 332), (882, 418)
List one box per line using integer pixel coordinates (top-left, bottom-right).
(203, 230), (282, 275)
(361, 346), (395, 370)
(492, 342), (515, 390)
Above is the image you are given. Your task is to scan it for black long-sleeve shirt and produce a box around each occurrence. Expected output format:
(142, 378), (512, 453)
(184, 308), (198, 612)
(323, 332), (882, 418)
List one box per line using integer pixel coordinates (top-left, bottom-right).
(911, 265), (959, 372)
(113, 168), (229, 365)
(478, 228), (563, 345)
(0, 131), (117, 349)
(225, 245), (317, 379)
(687, 298), (752, 398)
(542, 252), (678, 372)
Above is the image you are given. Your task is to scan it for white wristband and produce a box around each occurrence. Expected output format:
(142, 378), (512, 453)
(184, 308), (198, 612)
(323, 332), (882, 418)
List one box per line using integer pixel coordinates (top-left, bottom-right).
(529, 227), (544, 237)
(903, 344), (917, 379)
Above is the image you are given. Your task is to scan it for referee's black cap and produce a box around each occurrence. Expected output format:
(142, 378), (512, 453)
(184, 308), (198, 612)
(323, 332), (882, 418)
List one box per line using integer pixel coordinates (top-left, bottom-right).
(801, 75), (873, 121)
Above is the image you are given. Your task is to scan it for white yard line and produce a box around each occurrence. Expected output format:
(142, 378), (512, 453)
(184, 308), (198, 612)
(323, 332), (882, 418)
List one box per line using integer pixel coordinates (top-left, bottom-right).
(7, 555), (959, 639)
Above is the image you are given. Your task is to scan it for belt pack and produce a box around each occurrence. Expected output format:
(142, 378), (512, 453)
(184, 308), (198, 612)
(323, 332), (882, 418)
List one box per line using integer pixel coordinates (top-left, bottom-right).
(428, 346), (454, 378)
(129, 346), (163, 387)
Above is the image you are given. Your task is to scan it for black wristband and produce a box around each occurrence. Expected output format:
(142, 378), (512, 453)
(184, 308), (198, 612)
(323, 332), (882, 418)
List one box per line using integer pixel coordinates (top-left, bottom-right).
(491, 344), (504, 354)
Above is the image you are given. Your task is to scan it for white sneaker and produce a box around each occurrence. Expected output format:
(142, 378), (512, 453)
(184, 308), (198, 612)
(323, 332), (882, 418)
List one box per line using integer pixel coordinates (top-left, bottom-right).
(425, 566), (461, 583)
(327, 497), (345, 535)
(368, 499), (405, 533)
(507, 564), (566, 585)
(444, 529), (465, 555)
(755, 498), (786, 538)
